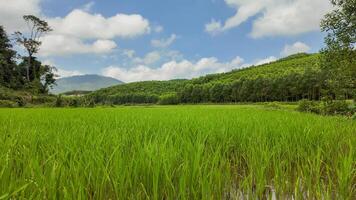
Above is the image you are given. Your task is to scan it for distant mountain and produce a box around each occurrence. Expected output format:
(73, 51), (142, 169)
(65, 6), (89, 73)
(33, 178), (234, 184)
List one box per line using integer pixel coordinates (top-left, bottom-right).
(51, 74), (123, 94)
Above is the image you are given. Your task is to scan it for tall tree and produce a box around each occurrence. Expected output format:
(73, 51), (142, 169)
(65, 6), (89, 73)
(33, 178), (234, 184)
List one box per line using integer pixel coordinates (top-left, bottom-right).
(18, 57), (57, 94)
(320, 0), (356, 99)
(0, 26), (18, 88)
(14, 15), (52, 82)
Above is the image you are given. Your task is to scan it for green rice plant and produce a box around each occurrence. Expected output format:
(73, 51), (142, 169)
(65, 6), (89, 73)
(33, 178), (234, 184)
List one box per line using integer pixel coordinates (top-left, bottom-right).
(0, 105), (355, 199)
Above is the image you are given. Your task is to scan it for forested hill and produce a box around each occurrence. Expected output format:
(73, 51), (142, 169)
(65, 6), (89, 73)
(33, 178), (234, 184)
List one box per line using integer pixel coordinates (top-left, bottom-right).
(87, 53), (333, 104)
(191, 53), (319, 85)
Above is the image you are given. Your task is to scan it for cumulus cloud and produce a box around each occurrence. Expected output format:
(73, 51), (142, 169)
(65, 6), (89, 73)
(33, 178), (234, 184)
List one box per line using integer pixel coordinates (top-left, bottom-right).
(102, 56), (244, 82)
(122, 50), (184, 66)
(42, 60), (83, 78)
(254, 56), (277, 66)
(281, 42), (310, 56)
(39, 35), (117, 56)
(206, 0), (332, 38)
(133, 51), (162, 65)
(48, 9), (150, 39)
(0, 0), (41, 32)
(0, 0), (151, 56)
(205, 19), (223, 35)
(41, 9), (149, 56)
(122, 49), (136, 58)
(153, 25), (164, 33)
(56, 68), (83, 78)
(151, 34), (177, 48)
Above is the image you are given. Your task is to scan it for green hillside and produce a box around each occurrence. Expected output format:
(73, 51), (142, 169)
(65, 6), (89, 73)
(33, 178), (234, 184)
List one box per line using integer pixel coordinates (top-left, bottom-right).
(88, 53), (327, 104)
(191, 53), (319, 84)
(93, 79), (187, 96)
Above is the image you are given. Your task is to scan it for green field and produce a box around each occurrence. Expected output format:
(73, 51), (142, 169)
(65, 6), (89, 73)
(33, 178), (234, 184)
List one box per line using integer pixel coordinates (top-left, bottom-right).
(0, 106), (355, 199)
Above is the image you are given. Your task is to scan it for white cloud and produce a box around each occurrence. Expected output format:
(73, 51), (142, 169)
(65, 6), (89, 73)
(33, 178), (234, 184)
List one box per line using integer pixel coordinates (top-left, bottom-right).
(56, 68), (83, 78)
(122, 49), (136, 58)
(0, 0), (41, 32)
(254, 56), (277, 66)
(42, 60), (83, 78)
(102, 56), (245, 83)
(281, 42), (310, 56)
(82, 1), (95, 12)
(125, 50), (184, 66)
(48, 9), (150, 39)
(41, 9), (149, 56)
(154, 25), (164, 33)
(144, 52), (161, 65)
(0, 0), (151, 56)
(206, 0), (332, 38)
(205, 19), (223, 35)
(151, 34), (177, 48)
(39, 35), (117, 56)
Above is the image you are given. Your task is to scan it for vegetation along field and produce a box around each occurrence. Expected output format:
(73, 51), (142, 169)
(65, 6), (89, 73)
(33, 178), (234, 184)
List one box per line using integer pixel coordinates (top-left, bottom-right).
(0, 106), (355, 199)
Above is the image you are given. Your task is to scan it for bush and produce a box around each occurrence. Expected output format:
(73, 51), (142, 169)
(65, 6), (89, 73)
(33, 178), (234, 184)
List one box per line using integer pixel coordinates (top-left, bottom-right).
(298, 99), (353, 116)
(352, 113), (356, 120)
(68, 98), (80, 107)
(32, 95), (56, 105)
(158, 93), (180, 105)
(263, 102), (281, 110)
(0, 100), (18, 108)
(321, 100), (349, 115)
(55, 95), (64, 107)
(297, 100), (320, 113)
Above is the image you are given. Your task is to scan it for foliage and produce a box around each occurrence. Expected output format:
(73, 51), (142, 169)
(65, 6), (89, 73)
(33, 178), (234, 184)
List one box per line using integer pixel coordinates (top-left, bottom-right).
(158, 93), (179, 105)
(352, 113), (356, 120)
(0, 100), (17, 108)
(0, 17), (56, 94)
(263, 102), (282, 110)
(0, 26), (20, 89)
(55, 95), (64, 107)
(14, 15), (52, 81)
(320, 0), (356, 99)
(320, 99), (350, 115)
(0, 106), (355, 199)
(297, 99), (354, 116)
(297, 100), (321, 114)
(88, 80), (187, 105)
(89, 54), (333, 105)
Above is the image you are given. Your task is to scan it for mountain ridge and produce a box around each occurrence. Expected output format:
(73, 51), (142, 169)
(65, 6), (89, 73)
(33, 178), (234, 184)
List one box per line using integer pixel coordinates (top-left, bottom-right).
(51, 74), (123, 94)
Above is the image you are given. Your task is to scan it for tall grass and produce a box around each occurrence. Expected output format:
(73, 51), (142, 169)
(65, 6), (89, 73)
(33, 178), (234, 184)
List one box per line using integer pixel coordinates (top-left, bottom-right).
(0, 106), (355, 199)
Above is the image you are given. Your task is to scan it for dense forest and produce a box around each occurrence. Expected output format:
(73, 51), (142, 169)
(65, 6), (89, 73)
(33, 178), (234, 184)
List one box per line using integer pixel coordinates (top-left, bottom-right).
(87, 53), (354, 105)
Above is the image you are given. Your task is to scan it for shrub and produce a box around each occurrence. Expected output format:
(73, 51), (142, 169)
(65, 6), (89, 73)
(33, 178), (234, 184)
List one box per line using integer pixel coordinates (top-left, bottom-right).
(32, 96), (56, 105)
(0, 100), (17, 108)
(263, 102), (281, 110)
(158, 93), (180, 105)
(321, 100), (349, 115)
(68, 98), (80, 107)
(55, 95), (64, 107)
(352, 113), (356, 120)
(297, 100), (320, 113)
(15, 96), (26, 107)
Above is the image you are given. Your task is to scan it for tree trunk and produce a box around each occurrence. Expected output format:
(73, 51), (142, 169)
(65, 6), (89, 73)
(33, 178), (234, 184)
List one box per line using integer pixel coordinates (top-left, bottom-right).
(27, 53), (31, 82)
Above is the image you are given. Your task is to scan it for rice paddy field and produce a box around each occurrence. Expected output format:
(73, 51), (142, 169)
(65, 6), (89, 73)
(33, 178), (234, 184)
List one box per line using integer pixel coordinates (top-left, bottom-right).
(0, 105), (355, 199)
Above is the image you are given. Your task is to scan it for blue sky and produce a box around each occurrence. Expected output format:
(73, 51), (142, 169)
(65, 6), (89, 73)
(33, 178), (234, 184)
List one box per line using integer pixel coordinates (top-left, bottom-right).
(0, 0), (332, 82)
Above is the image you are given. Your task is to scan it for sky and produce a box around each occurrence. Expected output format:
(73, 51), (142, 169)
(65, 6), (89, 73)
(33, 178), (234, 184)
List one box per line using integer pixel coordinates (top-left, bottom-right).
(0, 0), (333, 82)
